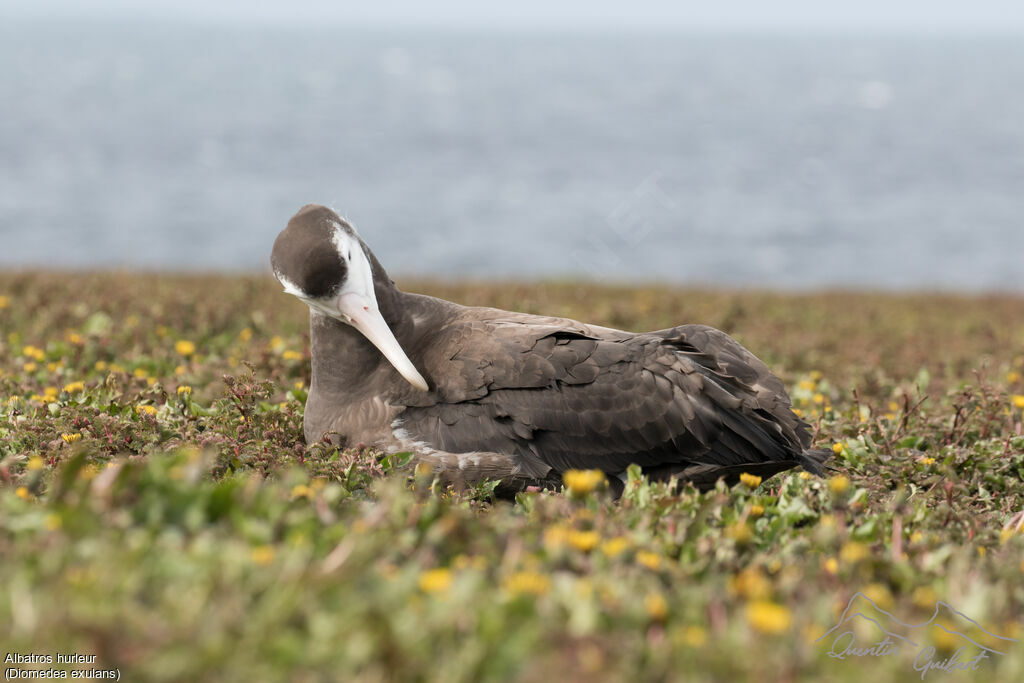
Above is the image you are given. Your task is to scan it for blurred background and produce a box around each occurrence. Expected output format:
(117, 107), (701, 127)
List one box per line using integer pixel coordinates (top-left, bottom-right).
(1, 1), (1022, 291)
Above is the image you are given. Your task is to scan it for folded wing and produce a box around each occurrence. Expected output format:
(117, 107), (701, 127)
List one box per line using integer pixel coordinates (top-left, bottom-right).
(396, 313), (823, 486)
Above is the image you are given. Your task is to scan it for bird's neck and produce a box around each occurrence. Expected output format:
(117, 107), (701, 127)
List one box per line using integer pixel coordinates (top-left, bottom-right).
(307, 272), (418, 399)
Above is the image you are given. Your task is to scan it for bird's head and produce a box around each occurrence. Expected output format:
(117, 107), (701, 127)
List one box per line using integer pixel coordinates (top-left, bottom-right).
(270, 204), (428, 391)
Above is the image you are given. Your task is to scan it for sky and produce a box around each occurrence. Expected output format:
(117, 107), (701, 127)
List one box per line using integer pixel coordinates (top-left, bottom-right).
(5, 0), (1024, 32)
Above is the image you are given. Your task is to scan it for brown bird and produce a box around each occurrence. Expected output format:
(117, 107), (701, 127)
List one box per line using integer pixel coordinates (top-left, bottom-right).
(271, 204), (830, 493)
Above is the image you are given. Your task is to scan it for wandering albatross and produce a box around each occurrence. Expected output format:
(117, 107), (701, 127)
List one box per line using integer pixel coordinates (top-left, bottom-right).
(271, 204), (831, 493)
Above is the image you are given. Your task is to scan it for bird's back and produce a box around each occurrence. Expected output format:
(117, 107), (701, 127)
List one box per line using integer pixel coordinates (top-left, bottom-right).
(391, 304), (828, 489)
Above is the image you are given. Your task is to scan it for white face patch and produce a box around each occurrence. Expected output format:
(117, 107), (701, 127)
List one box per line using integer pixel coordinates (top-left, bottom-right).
(275, 221), (379, 320)
(330, 225), (378, 318)
(275, 272), (304, 298)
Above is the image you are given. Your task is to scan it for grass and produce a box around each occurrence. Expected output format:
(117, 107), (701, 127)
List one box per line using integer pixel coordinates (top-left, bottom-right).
(1, 272), (1023, 682)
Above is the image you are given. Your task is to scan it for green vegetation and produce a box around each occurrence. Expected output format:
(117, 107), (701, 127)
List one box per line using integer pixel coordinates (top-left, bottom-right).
(1, 273), (1023, 681)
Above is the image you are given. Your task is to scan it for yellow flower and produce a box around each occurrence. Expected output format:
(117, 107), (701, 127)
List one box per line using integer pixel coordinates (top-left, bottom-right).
(828, 475), (850, 495)
(66, 332), (84, 345)
(26, 456), (45, 470)
(290, 484), (313, 499)
(174, 340), (196, 357)
(910, 531), (924, 544)
(798, 471), (813, 480)
(636, 550), (662, 571)
(1012, 395), (1024, 410)
(282, 350), (303, 361)
(174, 365), (186, 376)
(24, 362), (37, 373)
(813, 393), (825, 405)
(44, 387), (58, 398)
(1008, 371), (1022, 384)
(832, 442), (845, 455)
(729, 567), (771, 599)
(502, 570), (550, 597)
(840, 541), (869, 564)
(46, 362), (59, 373)
(250, 545), (275, 565)
(917, 456), (936, 466)
(62, 381), (85, 394)
(809, 370), (823, 381)
(746, 600), (792, 635)
(133, 368), (148, 379)
(566, 529), (600, 552)
(739, 472), (762, 489)
(543, 525), (570, 551)
(0, 294), (9, 309)
(600, 536), (632, 558)
(863, 582), (893, 609)
(418, 567), (453, 593)
(792, 407), (803, 417)
(23, 345), (46, 361)
(644, 592), (669, 621)
(823, 557), (839, 574)
(109, 363), (125, 373)
(177, 385), (192, 396)
(563, 469), (605, 496)
(238, 327), (253, 342)
(681, 625), (707, 647)
(45, 513), (62, 531)
(912, 586), (938, 608)
(269, 336), (286, 352)
(61, 433), (82, 445)
(15, 486), (30, 500)
(136, 405), (157, 416)
(798, 380), (816, 391)
(727, 522), (752, 544)
(749, 504), (765, 518)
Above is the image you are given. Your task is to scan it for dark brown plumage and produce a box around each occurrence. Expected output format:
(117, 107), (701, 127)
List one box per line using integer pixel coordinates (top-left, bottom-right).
(272, 205), (831, 493)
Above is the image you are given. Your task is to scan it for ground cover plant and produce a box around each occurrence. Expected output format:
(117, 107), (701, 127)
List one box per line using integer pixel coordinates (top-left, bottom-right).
(1, 272), (1023, 681)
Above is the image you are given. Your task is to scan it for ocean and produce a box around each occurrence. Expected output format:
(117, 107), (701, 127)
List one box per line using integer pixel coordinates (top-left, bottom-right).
(1, 19), (1023, 291)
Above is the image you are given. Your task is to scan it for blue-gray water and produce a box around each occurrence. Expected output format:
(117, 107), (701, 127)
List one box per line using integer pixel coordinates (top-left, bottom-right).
(2, 20), (1023, 291)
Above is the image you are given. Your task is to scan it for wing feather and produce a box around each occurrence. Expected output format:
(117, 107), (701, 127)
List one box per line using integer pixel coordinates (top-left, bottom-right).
(396, 313), (815, 482)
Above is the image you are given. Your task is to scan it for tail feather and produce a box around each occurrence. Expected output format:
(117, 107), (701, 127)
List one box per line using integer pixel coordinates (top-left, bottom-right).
(797, 448), (833, 477)
(648, 447), (834, 492)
